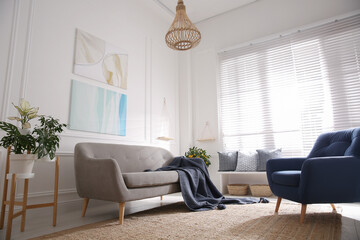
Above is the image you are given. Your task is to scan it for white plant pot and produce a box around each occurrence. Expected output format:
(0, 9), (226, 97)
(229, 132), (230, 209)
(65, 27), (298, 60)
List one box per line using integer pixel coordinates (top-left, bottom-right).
(18, 128), (31, 135)
(9, 154), (36, 174)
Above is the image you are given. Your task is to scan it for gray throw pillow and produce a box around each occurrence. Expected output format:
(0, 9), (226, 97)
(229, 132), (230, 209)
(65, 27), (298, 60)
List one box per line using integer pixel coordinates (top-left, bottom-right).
(235, 151), (258, 172)
(256, 148), (282, 171)
(218, 151), (238, 171)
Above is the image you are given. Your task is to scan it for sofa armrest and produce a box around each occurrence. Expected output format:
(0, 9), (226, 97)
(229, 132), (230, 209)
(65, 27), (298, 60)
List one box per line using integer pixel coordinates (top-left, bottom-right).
(299, 156), (360, 203)
(75, 157), (129, 202)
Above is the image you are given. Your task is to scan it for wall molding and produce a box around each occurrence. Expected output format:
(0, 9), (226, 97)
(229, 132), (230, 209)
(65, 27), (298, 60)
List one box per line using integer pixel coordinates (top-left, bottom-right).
(55, 152), (74, 157)
(60, 131), (147, 144)
(19, 0), (35, 99)
(0, 0), (20, 121)
(174, 50), (180, 154)
(146, 37), (152, 143)
(0, 0), (21, 209)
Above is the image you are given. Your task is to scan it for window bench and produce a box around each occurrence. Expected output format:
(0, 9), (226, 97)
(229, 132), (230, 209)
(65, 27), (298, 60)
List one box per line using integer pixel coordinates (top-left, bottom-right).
(218, 171), (269, 194)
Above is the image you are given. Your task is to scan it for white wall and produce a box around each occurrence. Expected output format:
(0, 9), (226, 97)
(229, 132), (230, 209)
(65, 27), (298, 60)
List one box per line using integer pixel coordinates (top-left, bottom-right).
(180, 0), (360, 188)
(2, 0), (360, 213)
(0, 0), (179, 207)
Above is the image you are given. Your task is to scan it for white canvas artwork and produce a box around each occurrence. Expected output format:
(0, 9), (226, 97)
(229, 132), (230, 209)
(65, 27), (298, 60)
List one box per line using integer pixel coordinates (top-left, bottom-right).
(73, 29), (128, 89)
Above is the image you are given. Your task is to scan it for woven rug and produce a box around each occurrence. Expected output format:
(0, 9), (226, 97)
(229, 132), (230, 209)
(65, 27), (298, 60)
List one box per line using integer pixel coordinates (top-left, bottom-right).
(32, 201), (341, 240)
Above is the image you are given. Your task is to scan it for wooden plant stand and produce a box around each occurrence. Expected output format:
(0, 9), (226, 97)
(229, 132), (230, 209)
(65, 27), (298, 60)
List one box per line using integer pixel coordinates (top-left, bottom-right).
(0, 147), (59, 240)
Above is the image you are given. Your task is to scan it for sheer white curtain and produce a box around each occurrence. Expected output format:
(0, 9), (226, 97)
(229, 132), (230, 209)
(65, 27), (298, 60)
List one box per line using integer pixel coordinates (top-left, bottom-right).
(218, 14), (360, 157)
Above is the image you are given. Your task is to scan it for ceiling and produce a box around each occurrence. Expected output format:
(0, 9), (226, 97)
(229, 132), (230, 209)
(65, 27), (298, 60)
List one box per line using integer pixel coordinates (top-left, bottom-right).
(153, 0), (257, 23)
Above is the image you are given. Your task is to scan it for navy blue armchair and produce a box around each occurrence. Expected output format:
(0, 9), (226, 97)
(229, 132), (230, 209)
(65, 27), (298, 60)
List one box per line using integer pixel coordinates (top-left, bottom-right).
(266, 128), (360, 223)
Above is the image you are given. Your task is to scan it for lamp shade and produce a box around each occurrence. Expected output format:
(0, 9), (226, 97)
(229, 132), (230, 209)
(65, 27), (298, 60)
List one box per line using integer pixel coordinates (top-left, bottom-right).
(165, 0), (201, 51)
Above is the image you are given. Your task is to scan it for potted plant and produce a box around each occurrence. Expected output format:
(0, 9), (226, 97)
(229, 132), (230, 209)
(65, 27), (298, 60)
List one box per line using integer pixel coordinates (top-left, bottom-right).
(33, 116), (67, 161)
(0, 99), (67, 173)
(185, 146), (211, 167)
(8, 98), (39, 134)
(0, 121), (37, 174)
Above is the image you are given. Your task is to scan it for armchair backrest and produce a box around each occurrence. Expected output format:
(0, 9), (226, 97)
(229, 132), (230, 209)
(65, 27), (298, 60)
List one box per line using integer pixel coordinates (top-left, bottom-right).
(307, 128), (360, 158)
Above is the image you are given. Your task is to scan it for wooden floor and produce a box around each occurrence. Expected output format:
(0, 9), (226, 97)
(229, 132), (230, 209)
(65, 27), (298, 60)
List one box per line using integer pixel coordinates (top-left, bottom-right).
(0, 194), (359, 240)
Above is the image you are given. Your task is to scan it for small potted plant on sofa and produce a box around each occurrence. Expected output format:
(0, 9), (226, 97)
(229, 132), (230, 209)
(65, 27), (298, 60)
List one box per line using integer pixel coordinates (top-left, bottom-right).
(185, 146), (211, 167)
(0, 99), (67, 173)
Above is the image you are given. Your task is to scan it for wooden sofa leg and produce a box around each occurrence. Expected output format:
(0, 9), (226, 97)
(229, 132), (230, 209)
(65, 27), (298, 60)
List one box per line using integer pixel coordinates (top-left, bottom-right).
(160, 196), (163, 201)
(81, 198), (89, 217)
(330, 203), (336, 211)
(119, 202), (125, 225)
(275, 197), (282, 213)
(300, 204), (307, 224)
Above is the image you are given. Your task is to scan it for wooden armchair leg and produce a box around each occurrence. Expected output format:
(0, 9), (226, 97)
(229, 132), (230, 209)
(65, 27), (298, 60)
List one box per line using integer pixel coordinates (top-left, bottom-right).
(300, 204), (307, 224)
(275, 197), (282, 213)
(81, 198), (89, 217)
(119, 202), (125, 225)
(330, 203), (336, 211)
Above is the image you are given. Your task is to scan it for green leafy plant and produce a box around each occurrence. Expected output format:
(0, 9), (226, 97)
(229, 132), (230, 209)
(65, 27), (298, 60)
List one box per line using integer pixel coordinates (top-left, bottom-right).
(33, 116), (67, 159)
(0, 121), (35, 154)
(185, 146), (211, 167)
(0, 99), (67, 159)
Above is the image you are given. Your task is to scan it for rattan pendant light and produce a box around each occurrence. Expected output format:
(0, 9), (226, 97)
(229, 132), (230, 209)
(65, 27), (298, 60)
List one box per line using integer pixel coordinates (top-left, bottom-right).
(165, 0), (201, 51)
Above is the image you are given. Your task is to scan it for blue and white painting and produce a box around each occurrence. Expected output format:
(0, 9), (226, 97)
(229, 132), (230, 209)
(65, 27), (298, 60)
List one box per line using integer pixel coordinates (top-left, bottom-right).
(69, 80), (127, 136)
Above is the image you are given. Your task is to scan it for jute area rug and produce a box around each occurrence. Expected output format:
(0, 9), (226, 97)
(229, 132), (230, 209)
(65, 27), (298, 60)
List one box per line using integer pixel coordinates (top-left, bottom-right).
(33, 201), (341, 240)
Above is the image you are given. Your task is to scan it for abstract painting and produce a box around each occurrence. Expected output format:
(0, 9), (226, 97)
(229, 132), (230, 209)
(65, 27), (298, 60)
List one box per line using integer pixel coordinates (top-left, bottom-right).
(73, 29), (128, 89)
(69, 80), (127, 136)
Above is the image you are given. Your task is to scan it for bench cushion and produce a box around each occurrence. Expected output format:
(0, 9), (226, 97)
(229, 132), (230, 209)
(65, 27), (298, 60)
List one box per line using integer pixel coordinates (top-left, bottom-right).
(122, 171), (179, 188)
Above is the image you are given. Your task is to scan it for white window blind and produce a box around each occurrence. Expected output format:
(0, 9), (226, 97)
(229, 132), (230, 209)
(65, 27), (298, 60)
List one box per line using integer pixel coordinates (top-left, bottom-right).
(218, 14), (360, 157)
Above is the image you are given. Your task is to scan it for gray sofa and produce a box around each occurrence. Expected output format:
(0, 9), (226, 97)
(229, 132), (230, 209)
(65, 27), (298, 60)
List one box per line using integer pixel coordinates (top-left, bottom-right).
(74, 142), (180, 224)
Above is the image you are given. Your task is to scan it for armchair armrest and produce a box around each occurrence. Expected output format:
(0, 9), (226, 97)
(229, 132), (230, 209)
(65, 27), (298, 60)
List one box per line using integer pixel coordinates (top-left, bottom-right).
(74, 157), (129, 202)
(299, 156), (360, 203)
(266, 158), (306, 187)
(266, 157), (307, 173)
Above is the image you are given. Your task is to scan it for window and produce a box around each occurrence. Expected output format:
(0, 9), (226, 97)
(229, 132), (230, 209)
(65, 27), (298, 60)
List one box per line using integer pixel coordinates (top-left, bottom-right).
(218, 14), (360, 157)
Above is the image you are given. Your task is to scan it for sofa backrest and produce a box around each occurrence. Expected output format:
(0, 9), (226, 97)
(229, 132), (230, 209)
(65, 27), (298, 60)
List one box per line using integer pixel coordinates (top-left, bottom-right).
(307, 127), (360, 158)
(74, 142), (174, 173)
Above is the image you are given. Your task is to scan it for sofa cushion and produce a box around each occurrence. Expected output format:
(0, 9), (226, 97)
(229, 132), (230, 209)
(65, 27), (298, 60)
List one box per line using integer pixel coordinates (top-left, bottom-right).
(235, 151), (258, 172)
(272, 170), (301, 187)
(218, 151), (238, 171)
(122, 171), (179, 188)
(256, 148), (282, 171)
